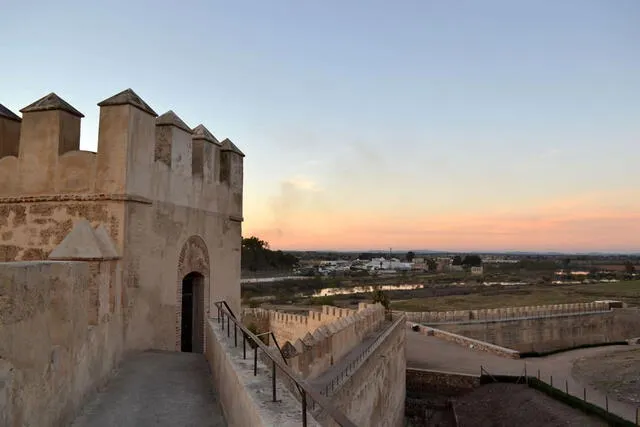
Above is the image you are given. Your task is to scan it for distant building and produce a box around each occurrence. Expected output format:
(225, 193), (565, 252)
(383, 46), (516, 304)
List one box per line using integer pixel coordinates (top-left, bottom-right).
(471, 266), (484, 275)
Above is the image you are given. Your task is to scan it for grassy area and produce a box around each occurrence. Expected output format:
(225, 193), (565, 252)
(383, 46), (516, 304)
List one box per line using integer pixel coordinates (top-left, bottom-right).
(390, 280), (640, 312)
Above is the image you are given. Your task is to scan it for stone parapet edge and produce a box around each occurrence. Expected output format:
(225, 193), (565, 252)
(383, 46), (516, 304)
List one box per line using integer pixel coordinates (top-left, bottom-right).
(408, 322), (521, 359)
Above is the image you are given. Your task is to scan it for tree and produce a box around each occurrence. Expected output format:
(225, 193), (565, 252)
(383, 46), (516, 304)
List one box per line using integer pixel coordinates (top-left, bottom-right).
(426, 258), (438, 272)
(372, 288), (390, 310)
(625, 261), (636, 274)
(241, 236), (299, 272)
(452, 255), (463, 266)
(462, 255), (482, 268)
(405, 251), (415, 262)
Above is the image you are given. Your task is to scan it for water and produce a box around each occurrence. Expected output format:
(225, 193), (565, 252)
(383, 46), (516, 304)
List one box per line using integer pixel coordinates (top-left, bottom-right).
(313, 284), (424, 297)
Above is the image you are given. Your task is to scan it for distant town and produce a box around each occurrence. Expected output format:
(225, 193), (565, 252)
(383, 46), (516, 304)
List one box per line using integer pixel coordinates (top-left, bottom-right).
(247, 247), (639, 282)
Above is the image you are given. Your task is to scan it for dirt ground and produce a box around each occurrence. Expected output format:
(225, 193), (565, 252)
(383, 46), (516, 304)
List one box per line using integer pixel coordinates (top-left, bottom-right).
(454, 383), (606, 427)
(572, 348), (640, 406)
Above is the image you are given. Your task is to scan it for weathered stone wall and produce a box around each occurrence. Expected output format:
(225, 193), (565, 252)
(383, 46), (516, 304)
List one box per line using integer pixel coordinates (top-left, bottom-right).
(0, 200), (125, 262)
(205, 319), (321, 427)
(0, 90), (244, 354)
(406, 368), (480, 397)
(241, 305), (357, 345)
(409, 323), (520, 359)
(0, 260), (124, 427)
(398, 301), (613, 324)
(325, 317), (406, 427)
(435, 308), (640, 353)
(283, 304), (386, 379)
(0, 90), (244, 426)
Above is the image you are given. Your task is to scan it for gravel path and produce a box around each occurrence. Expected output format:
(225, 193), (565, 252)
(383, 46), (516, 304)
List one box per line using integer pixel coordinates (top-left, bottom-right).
(70, 351), (226, 427)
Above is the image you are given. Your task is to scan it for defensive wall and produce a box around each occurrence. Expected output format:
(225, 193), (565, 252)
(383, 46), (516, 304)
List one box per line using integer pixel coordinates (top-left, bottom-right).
(0, 258), (123, 427)
(245, 303), (406, 426)
(396, 301), (615, 323)
(322, 316), (406, 427)
(0, 90), (244, 426)
(399, 302), (640, 354)
(406, 368), (480, 397)
(0, 90), (243, 353)
(434, 308), (640, 353)
(205, 318), (322, 427)
(242, 305), (359, 346)
(280, 304), (385, 379)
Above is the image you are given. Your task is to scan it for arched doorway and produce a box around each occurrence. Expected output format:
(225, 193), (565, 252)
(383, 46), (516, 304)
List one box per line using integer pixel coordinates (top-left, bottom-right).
(181, 272), (205, 352)
(176, 235), (210, 353)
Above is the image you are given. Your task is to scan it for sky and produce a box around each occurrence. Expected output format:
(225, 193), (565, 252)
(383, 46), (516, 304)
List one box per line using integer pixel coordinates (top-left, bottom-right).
(1, 1), (639, 253)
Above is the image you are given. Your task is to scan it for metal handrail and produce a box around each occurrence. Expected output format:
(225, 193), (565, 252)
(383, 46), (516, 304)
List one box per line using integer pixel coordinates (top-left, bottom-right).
(255, 331), (289, 365)
(214, 301), (358, 427)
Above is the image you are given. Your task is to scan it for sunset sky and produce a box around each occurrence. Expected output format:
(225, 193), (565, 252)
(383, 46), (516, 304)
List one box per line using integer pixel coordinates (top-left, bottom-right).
(1, 1), (638, 252)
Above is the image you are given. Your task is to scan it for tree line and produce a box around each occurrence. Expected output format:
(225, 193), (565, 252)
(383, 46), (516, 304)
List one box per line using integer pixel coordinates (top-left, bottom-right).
(241, 236), (299, 272)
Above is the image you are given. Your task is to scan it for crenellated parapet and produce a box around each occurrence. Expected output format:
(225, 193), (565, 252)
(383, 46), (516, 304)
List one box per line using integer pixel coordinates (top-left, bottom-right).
(0, 89), (244, 218)
(282, 304), (386, 379)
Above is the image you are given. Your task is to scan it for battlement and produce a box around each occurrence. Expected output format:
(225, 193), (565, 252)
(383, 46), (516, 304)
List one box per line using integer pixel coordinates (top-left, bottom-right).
(284, 304), (386, 379)
(0, 90), (244, 216)
(399, 301), (615, 324)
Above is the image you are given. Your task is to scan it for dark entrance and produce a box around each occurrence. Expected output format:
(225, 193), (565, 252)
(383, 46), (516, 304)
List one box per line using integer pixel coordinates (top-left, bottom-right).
(181, 272), (205, 353)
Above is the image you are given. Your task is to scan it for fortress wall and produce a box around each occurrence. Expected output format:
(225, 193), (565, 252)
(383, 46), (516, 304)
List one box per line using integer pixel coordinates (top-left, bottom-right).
(398, 301), (613, 324)
(0, 90), (244, 353)
(122, 199), (242, 352)
(241, 309), (312, 344)
(320, 305), (357, 322)
(326, 317), (406, 427)
(206, 319), (321, 427)
(406, 368), (480, 397)
(0, 96), (242, 214)
(286, 304), (386, 380)
(0, 201), (126, 263)
(0, 91), (244, 264)
(241, 307), (345, 345)
(435, 308), (640, 353)
(0, 260), (125, 427)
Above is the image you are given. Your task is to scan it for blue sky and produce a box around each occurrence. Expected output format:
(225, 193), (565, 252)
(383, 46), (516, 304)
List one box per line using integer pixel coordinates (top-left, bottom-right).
(1, 0), (639, 251)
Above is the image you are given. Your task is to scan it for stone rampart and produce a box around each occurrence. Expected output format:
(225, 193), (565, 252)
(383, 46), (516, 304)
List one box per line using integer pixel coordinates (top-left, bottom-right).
(0, 259), (124, 427)
(323, 316), (406, 427)
(205, 319), (321, 427)
(397, 301), (613, 324)
(0, 90), (244, 263)
(409, 323), (520, 359)
(406, 368), (480, 397)
(280, 304), (386, 379)
(241, 304), (358, 346)
(435, 308), (640, 353)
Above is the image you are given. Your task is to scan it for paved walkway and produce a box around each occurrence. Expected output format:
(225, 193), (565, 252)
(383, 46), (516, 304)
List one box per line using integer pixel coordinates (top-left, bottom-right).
(407, 331), (639, 422)
(70, 351), (226, 427)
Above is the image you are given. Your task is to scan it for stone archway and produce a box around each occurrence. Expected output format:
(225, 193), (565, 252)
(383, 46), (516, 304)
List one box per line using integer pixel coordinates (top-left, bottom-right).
(176, 235), (210, 352)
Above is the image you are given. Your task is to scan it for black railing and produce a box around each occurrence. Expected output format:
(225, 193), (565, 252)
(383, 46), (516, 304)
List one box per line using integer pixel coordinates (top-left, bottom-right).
(214, 301), (358, 427)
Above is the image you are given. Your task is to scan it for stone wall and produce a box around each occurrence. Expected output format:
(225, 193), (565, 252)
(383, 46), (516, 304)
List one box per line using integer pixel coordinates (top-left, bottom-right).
(242, 305), (357, 346)
(409, 323), (520, 359)
(398, 301), (613, 324)
(406, 368), (480, 397)
(435, 308), (640, 353)
(0, 90), (244, 355)
(0, 260), (124, 427)
(324, 317), (406, 427)
(205, 319), (321, 427)
(283, 304), (386, 379)
(0, 89), (245, 426)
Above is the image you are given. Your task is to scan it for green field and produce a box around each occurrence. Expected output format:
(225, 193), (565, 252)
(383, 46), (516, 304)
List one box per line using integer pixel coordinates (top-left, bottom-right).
(390, 280), (640, 312)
